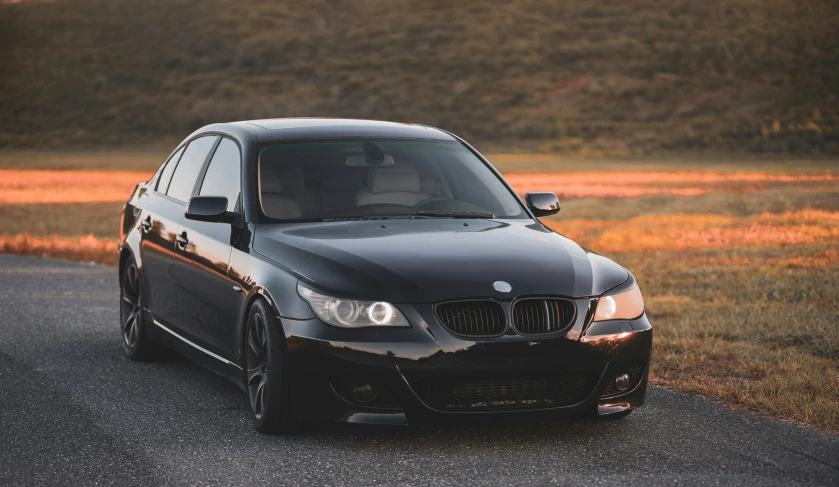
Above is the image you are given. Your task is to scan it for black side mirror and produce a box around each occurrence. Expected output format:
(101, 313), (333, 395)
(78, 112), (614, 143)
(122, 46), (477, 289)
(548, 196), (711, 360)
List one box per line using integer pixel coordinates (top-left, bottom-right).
(185, 196), (236, 223)
(525, 192), (560, 217)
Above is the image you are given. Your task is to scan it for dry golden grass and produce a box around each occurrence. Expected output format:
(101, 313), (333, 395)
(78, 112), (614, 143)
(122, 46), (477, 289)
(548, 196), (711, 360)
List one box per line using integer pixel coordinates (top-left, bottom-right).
(3, 163), (836, 204)
(0, 169), (149, 204)
(0, 233), (116, 266)
(507, 171), (838, 199)
(0, 203), (122, 237)
(1, 155), (838, 432)
(616, 245), (839, 432)
(549, 209), (839, 252)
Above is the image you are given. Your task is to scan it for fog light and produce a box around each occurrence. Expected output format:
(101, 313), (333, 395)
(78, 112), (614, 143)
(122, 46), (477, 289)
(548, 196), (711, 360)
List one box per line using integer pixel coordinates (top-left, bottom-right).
(615, 373), (632, 391)
(352, 384), (377, 403)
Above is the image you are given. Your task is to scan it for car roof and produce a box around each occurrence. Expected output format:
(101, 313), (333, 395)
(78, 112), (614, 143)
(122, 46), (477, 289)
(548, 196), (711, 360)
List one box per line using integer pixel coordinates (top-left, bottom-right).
(194, 118), (458, 143)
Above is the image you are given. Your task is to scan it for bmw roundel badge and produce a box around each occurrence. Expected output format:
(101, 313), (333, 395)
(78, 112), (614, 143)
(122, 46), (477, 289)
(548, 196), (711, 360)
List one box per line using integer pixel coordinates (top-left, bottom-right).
(493, 281), (512, 293)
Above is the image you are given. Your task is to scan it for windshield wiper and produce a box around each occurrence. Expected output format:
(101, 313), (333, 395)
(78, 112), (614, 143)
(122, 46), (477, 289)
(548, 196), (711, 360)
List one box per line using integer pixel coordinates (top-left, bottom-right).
(319, 214), (429, 222)
(318, 211), (495, 222)
(412, 211), (496, 219)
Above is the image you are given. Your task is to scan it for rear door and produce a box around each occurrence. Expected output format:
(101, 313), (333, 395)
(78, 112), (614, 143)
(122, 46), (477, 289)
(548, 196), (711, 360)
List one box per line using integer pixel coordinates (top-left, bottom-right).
(144, 135), (219, 329)
(173, 137), (242, 358)
(140, 145), (186, 327)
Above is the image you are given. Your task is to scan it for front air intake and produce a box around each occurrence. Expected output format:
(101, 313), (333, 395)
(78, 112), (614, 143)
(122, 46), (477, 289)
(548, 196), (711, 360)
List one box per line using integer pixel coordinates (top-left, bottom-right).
(411, 373), (597, 412)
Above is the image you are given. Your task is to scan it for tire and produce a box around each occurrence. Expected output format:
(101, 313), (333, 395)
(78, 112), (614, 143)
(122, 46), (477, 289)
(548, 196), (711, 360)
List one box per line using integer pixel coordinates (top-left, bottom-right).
(245, 299), (298, 434)
(119, 255), (169, 361)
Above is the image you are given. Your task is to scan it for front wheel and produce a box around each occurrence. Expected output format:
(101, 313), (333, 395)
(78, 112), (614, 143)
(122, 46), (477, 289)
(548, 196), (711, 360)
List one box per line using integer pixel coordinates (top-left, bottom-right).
(245, 299), (298, 434)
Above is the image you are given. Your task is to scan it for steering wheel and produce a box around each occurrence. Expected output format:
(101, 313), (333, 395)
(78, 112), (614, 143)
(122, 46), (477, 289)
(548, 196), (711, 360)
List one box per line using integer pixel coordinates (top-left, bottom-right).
(354, 203), (415, 213)
(412, 197), (451, 209)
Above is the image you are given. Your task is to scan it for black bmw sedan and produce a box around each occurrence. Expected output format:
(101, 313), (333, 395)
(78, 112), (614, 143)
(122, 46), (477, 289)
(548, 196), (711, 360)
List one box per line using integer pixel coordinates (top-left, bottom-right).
(118, 118), (652, 433)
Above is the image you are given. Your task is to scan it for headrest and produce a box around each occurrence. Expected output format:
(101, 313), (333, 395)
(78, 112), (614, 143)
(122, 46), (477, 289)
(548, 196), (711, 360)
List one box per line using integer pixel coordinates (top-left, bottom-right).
(261, 166), (283, 193)
(261, 166), (303, 194)
(322, 168), (363, 190)
(278, 167), (303, 197)
(368, 162), (421, 194)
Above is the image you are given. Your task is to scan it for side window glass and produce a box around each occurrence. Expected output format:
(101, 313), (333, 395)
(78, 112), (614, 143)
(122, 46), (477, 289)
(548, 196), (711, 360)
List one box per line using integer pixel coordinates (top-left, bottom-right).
(156, 146), (185, 193)
(167, 136), (219, 202)
(199, 138), (241, 211)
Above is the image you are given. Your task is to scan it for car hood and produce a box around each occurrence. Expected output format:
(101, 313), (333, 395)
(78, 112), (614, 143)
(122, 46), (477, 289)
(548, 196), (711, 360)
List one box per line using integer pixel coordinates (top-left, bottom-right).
(254, 219), (628, 303)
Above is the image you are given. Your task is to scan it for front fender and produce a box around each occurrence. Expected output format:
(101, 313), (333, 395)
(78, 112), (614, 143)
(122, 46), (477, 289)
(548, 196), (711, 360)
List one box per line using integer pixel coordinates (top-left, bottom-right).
(228, 246), (316, 370)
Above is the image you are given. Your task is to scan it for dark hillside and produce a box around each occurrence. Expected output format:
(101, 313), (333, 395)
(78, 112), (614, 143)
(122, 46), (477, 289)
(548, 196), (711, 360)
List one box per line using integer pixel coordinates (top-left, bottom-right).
(1, 0), (837, 153)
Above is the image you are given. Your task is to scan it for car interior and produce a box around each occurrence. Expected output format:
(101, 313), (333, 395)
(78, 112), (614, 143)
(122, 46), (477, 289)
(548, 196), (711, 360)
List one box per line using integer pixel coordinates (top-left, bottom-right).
(257, 139), (526, 220)
(259, 153), (461, 220)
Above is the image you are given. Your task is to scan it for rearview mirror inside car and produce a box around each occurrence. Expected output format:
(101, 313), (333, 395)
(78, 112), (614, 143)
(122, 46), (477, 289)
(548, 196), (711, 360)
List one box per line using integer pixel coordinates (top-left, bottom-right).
(525, 192), (560, 217)
(185, 196), (236, 223)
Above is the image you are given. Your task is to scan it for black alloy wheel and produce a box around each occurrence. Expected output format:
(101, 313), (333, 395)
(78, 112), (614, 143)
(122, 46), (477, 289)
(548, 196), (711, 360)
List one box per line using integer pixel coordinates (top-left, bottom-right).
(246, 312), (269, 420)
(120, 256), (166, 360)
(244, 299), (297, 433)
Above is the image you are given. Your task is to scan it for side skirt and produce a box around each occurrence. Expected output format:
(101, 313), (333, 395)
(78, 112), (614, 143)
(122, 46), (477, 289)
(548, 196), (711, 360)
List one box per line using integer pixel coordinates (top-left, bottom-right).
(144, 309), (246, 390)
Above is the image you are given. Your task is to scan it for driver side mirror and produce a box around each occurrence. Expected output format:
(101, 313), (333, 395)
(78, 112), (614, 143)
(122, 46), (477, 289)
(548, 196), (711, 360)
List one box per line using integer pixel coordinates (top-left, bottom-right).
(525, 192), (560, 217)
(185, 196), (237, 223)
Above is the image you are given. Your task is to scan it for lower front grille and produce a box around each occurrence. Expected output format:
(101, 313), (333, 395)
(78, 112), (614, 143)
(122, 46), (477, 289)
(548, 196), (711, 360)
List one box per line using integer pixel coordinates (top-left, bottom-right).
(411, 373), (596, 412)
(512, 298), (576, 335)
(600, 365), (646, 399)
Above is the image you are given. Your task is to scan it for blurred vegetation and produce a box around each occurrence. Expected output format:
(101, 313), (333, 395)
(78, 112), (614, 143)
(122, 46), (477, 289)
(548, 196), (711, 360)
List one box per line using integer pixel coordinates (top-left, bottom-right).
(1, 0), (838, 154)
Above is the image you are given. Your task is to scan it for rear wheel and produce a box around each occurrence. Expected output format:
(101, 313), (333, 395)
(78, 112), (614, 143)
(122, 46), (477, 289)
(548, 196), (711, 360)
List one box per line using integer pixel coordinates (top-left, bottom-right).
(245, 299), (297, 434)
(120, 256), (168, 360)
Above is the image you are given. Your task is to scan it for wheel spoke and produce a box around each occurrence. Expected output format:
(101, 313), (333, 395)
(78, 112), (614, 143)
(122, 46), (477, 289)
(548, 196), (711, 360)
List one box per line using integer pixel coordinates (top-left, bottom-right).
(247, 327), (262, 355)
(247, 364), (263, 385)
(245, 311), (275, 420)
(129, 318), (138, 345)
(255, 382), (265, 416)
(126, 266), (136, 295)
(248, 315), (265, 355)
(257, 315), (266, 350)
(123, 311), (135, 334)
(122, 294), (136, 306)
(249, 380), (266, 417)
(123, 311), (137, 346)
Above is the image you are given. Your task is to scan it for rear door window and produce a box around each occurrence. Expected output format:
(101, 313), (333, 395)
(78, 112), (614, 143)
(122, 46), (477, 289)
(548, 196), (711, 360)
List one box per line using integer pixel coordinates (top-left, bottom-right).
(166, 136), (219, 203)
(198, 138), (241, 211)
(155, 145), (185, 194)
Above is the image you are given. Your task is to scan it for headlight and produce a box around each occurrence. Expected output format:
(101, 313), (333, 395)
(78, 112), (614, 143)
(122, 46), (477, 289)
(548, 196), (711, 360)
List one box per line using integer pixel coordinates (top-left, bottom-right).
(297, 283), (410, 328)
(593, 285), (645, 321)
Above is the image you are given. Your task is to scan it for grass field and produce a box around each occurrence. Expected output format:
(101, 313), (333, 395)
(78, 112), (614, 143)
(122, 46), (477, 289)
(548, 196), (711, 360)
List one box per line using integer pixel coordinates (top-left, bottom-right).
(0, 151), (837, 433)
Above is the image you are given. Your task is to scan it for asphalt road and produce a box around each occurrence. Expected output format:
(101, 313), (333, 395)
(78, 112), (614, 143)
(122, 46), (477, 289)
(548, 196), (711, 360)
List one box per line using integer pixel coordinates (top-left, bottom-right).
(1, 254), (837, 486)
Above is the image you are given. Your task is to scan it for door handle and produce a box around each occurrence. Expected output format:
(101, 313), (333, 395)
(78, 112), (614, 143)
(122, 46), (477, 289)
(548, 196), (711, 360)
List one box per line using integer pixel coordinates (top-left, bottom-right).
(176, 232), (189, 249)
(141, 216), (152, 233)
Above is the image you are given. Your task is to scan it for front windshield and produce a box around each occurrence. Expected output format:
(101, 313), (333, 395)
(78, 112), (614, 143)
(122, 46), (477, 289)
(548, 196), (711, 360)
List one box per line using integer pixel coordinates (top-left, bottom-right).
(258, 138), (526, 221)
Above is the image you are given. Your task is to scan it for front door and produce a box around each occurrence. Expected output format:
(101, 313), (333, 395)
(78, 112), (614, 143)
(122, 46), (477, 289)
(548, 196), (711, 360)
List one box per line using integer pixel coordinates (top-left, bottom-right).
(173, 137), (242, 359)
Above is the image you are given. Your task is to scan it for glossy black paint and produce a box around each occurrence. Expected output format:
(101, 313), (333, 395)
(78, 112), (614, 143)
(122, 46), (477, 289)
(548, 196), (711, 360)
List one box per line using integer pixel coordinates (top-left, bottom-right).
(118, 118), (652, 425)
(525, 192), (561, 217)
(185, 196), (236, 223)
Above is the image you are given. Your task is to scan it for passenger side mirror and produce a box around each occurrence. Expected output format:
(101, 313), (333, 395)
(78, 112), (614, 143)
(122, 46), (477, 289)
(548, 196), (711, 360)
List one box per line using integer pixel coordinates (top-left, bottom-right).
(185, 196), (236, 223)
(525, 192), (560, 217)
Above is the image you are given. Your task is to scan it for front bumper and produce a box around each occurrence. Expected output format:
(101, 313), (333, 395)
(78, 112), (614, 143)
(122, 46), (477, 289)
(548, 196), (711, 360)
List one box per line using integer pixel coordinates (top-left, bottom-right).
(280, 301), (652, 425)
